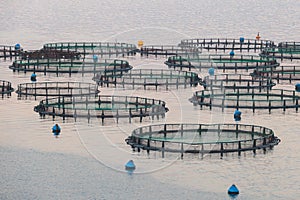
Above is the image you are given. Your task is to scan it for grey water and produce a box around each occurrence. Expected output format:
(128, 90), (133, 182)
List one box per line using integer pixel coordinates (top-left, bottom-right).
(1, 0), (300, 199)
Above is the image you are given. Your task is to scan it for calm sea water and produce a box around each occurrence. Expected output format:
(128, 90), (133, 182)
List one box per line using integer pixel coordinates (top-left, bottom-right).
(1, 0), (300, 199)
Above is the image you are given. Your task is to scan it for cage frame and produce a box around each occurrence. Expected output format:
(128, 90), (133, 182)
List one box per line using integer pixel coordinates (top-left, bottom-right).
(125, 123), (281, 158)
(93, 69), (201, 90)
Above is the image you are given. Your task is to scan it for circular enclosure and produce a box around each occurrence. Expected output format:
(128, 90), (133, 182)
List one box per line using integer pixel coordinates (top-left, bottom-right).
(253, 64), (300, 84)
(165, 54), (279, 73)
(0, 45), (22, 60)
(9, 58), (132, 76)
(190, 89), (300, 113)
(20, 49), (80, 60)
(34, 95), (168, 123)
(201, 74), (275, 90)
(0, 80), (14, 98)
(179, 38), (275, 52)
(16, 82), (99, 99)
(261, 42), (300, 60)
(140, 45), (201, 57)
(93, 69), (201, 90)
(43, 42), (137, 57)
(125, 123), (281, 158)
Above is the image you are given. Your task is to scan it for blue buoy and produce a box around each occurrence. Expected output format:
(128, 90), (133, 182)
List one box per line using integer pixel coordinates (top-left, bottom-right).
(234, 109), (242, 121)
(228, 184), (239, 195)
(239, 37), (245, 43)
(295, 83), (300, 92)
(208, 68), (215, 76)
(125, 160), (136, 171)
(15, 43), (21, 50)
(52, 124), (61, 138)
(230, 50), (235, 57)
(31, 73), (37, 82)
(93, 55), (98, 63)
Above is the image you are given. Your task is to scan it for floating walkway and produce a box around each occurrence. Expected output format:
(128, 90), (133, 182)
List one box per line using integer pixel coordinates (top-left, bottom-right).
(125, 123), (281, 158)
(9, 58), (132, 77)
(179, 38), (275, 52)
(190, 89), (300, 113)
(34, 95), (168, 123)
(93, 69), (200, 90)
(140, 45), (201, 57)
(165, 54), (279, 73)
(0, 80), (14, 98)
(201, 74), (275, 90)
(16, 82), (99, 100)
(43, 42), (138, 57)
(261, 42), (300, 60)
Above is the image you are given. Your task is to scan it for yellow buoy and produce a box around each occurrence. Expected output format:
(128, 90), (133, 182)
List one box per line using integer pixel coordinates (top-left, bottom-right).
(256, 32), (261, 40)
(138, 40), (144, 48)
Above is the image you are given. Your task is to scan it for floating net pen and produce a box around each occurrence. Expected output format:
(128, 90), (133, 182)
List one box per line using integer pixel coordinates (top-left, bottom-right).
(93, 69), (201, 90)
(20, 49), (81, 60)
(261, 42), (300, 61)
(190, 89), (300, 113)
(9, 58), (132, 77)
(43, 42), (138, 57)
(0, 80), (14, 98)
(179, 38), (275, 52)
(139, 45), (201, 57)
(34, 95), (168, 123)
(0, 45), (22, 60)
(165, 54), (279, 73)
(200, 74), (275, 90)
(253, 64), (300, 84)
(125, 123), (281, 159)
(16, 82), (99, 100)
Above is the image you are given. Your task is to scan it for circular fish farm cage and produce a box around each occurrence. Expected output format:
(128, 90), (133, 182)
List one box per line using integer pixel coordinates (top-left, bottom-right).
(125, 123), (281, 158)
(9, 58), (132, 77)
(190, 89), (300, 113)
(201, 74), (275, 90)
(43, 42), (138, 57)
(261, 42), (300, 61)
(164, 54), (279, 73)
(253, 64), (300, 84)
(0, 80), (14, 98)
(16, 82), (99, 100)
(34, 95), (168, 123)
(0, 45), (22, 60)
(140, 45), (201, 57)
(93, 69), (201, 90)
(179, 38), (275, 52)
